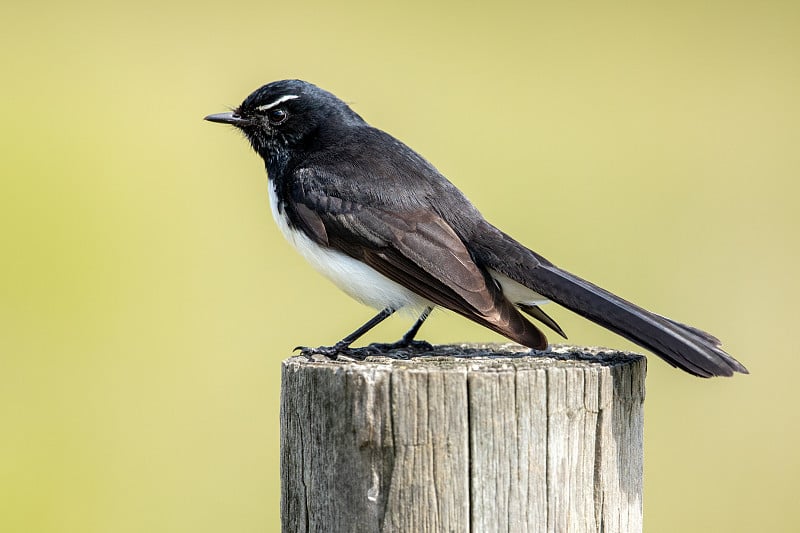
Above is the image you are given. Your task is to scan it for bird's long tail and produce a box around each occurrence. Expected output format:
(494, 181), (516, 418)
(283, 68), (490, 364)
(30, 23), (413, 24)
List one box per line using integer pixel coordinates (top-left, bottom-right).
(473, 226), (748, 377)
(530, 264), (746, 377)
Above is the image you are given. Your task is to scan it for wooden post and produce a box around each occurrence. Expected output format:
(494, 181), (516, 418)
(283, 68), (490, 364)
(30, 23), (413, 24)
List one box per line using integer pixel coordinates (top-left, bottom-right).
(280, 344), (646, 533)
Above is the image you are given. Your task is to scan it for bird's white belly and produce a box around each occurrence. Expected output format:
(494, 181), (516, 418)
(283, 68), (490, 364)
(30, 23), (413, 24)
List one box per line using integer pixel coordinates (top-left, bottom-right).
(268, 181), (431, 314)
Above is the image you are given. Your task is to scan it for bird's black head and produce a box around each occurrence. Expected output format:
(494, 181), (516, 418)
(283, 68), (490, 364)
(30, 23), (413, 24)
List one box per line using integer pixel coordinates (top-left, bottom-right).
(205, 79), (364, 168)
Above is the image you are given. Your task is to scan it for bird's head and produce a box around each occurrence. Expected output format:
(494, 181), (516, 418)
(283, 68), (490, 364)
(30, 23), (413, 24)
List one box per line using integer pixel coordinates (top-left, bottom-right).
(205, 79), (363, 167)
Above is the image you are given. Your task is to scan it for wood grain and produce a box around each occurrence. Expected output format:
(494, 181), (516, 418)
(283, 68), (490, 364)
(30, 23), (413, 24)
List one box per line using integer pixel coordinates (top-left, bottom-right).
(280, 344), (645, 532)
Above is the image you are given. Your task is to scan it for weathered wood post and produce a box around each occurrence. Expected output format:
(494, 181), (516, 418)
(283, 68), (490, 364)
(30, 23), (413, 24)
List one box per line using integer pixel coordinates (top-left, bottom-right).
(280, 344), (646, 533)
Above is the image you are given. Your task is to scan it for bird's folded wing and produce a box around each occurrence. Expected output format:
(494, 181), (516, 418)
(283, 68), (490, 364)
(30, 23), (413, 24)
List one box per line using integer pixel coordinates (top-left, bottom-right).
(288, 184), (548, 349)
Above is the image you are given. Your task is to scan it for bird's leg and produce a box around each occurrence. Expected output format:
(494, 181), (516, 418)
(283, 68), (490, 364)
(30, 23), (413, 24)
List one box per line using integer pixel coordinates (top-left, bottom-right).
(367, 307), (434, 354)
(295, 308), (395, 359)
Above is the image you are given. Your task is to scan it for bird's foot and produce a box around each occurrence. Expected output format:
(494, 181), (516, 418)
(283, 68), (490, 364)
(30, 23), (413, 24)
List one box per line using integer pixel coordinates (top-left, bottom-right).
(294, 342), (354, 361)
(364, 339), (433, 359)
(294, 339), (434, 361)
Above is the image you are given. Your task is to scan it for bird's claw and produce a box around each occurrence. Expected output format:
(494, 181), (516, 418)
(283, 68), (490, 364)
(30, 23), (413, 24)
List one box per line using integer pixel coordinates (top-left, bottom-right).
(293, 343), (367, 361)
(294, 345), (342, 360)
(293, 339), (433, 361)
(364, 339), (433, 358)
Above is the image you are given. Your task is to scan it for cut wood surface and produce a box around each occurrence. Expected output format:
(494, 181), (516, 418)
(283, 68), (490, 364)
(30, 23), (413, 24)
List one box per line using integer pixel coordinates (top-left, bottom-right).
(280, 344), (646, 533)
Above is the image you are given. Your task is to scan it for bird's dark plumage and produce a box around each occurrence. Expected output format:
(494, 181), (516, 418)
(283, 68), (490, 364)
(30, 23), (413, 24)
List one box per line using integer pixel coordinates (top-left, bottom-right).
(205, 79), (748, 378)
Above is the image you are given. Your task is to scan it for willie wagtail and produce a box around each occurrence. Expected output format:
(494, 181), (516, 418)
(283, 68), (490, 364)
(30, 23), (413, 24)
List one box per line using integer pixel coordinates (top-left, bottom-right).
(205, 79), (747, 378)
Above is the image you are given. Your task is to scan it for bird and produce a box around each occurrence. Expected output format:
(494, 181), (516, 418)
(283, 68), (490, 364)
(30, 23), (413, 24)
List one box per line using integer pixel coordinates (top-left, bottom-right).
(205, 79), (747, 378)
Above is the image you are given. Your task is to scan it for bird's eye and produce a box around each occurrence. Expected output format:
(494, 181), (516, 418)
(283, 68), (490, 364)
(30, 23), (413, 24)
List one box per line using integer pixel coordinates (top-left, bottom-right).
(267, 108), (288, 125)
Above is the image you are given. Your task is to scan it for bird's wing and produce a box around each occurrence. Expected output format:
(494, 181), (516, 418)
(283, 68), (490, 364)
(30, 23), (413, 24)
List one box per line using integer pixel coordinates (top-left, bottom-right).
(283, 173), (548, 349)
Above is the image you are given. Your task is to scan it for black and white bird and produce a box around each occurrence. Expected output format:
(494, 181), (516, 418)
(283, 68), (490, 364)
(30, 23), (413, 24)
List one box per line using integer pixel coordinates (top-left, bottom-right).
(205, 79), (747, 378)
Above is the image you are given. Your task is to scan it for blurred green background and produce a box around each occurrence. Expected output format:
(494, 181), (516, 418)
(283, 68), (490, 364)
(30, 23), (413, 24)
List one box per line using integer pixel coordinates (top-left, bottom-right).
(1, 0), (798, 531)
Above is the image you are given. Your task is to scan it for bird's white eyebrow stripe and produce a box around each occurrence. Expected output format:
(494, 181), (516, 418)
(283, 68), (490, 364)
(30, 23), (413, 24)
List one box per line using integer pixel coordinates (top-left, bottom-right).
(255, 94), (300, 111)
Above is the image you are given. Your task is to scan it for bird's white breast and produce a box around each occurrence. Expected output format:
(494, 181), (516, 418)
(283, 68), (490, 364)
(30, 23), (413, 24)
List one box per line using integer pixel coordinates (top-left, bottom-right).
(268, 181), (431, 314)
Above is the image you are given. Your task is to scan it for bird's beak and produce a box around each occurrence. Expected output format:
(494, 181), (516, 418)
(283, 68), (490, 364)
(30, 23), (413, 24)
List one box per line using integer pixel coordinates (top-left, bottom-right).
(204, 112), (247, 125)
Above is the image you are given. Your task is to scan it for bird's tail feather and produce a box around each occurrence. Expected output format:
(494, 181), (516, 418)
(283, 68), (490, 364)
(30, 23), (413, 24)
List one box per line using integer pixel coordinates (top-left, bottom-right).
(528, 263), (747, 377)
